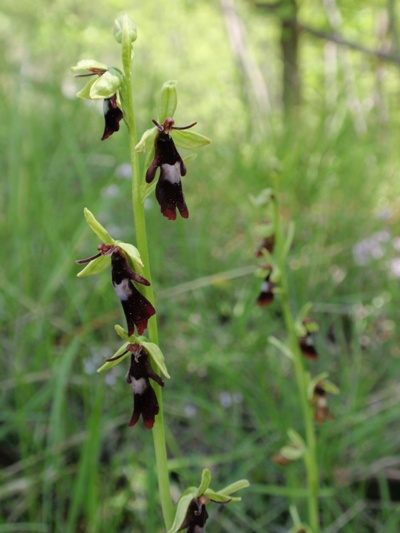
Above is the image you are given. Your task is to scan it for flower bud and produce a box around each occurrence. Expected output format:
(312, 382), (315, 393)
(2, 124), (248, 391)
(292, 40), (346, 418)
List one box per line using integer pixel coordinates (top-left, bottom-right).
(113, 14), (137, 44)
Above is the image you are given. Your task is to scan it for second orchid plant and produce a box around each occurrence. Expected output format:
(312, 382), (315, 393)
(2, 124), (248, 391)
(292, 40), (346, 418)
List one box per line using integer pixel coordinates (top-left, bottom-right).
(72, 14), (248, 532)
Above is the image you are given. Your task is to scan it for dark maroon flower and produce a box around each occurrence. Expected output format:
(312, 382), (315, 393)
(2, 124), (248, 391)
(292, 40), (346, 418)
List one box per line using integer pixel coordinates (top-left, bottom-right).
(109, 246), (155, 335)
(312, 382), (334, 424)
(256, 235), (275, 257)
(146, 118), (196, 221)
(178, 497), (209, 533)
(256, 266), (275, 307)
(102, 94), (123, 140)
(73, 65), (123, 141)
(76, 244), (155, 335)
(298, 318), (318, 360)
(124, 344), (164, 429)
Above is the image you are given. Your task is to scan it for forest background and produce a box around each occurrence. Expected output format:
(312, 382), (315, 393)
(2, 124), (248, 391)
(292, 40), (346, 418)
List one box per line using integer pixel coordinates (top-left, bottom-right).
(1, 0), (400, 531)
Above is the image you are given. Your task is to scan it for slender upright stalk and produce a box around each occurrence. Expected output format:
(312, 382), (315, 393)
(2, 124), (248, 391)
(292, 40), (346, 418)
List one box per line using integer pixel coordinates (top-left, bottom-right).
(120, 28), (174, 531)
(272, 193), (320, 533)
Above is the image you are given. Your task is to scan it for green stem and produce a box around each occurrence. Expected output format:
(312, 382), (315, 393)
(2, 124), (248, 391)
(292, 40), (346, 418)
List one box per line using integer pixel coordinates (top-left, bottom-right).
(120, 32), (174, 531)
(272, 194), (320, 533)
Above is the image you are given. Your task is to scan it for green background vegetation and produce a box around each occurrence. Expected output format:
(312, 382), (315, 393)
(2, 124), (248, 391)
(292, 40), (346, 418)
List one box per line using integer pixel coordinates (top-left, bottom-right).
(2, 0), (400, 531)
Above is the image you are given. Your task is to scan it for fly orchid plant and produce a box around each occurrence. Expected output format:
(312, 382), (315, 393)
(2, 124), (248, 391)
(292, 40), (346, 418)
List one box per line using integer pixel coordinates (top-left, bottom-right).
(72, 14), (248, 531)
(253, 188), (339, 532)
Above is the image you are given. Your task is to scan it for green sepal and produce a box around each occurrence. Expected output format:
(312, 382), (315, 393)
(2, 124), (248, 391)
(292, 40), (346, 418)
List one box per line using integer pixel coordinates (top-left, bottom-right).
(71, 59), (108, 74)
(297, 302), (313, 326)
(183, 153), (197, 165)
(287, 429), (306, 450)
(97, 342), (130, 372)
(268, 336), (293, 360)
(270, 266), (281, 283)
(84, 208), (114, 244)
(76, 78), (97, 99)
(168, 490), (197, 533)
(158, 80), (178, 124)
(114, 325), (170, 379)
(115, 324), (132, 342)
(197, 468), (212, 496)
(114, 13), (137, 44)
(219, 479), (250, 496)
(172, 129), (211, 150)
(135, 127), (157, 153)
(140, 339), (170, 379)
(253, 222), (275, 238)
(116, 241), (144, 268)
(279, 445), (304, 462)
(249, 188), (275, 207)
(283, 221), (295, 257)
(77, 255), (110, 278)
(89, 69), (121, 100)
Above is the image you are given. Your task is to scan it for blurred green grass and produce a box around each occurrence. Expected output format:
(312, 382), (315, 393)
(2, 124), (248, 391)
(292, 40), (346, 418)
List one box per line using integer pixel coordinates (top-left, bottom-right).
(2, 0), (400, 531)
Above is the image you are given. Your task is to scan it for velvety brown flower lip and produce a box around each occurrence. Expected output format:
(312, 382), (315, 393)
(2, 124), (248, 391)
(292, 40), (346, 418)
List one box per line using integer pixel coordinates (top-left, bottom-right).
(111, 247), (155, 335)
(102, 94), (123, 140)
(125, 344), (164, 429)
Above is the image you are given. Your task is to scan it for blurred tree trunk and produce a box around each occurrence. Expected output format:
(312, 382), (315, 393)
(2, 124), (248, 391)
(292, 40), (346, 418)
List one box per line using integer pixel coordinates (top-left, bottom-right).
(279, 0), (301, 114)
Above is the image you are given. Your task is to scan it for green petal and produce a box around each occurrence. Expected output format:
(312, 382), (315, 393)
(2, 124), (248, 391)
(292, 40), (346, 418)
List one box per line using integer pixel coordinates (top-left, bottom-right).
(172, 129), (211, 150)
(84, 208), (114, 243)
(89, 70), (121, 100)
(168, 491), (197, 533)
(140, 340), (170, 379)
(204, 489), (233, 503)
(71, 59), (108, 74)
(135, 127), (157, 153)
(197, 468), (212, 497)
(158, 80), (178, 124)
(117, 241), (144, 268)
(97, 342), (130, 372)
(76, 78), (97, 99)
(77, 255), (110, 277)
